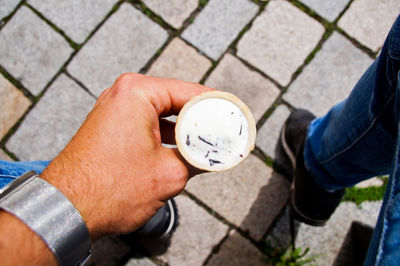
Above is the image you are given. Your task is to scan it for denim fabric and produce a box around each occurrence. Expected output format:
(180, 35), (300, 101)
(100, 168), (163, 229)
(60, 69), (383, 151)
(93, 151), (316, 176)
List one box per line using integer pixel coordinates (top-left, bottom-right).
(0, 160), (49, 188)
(304, 16), (400, 265)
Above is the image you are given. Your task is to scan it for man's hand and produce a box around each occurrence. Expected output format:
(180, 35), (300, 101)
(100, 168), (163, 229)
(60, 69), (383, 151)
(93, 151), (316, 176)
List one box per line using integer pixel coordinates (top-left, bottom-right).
(39, 74), (212, 239)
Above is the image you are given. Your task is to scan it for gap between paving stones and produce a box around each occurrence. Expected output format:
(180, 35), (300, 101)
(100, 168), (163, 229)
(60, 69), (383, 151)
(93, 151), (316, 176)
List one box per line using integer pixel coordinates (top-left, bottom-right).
(0, 0), (25, 30)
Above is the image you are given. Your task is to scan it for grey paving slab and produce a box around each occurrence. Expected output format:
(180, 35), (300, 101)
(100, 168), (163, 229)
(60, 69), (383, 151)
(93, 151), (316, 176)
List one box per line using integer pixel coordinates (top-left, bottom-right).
(152, 195), (229, 266)
(206, 231), (266, 266)
(125, 258), (156, 266)
(142, 0), (198, 29)
(6, 74), (95, 161)
(147, 38), (211, 82)
(256, 105), (291, 159)
(205, 53), (280, 122)
(356, 177), (384, 188)
(299, 0), (350, 22)
(237, 0), (324, 86)
(0, 74), (31, 140)
(182, 0), (258, 60)
(0, 0), (20, 21)
(283, 32), (373, 117)
(0, 149), (12, 160)
(68, 3), (168, 97)
(0, 6), (73, 95)
(88, 236), (131, 266)
(295, 201), (381, 265)
(338, 0), (400, 52)
(29, 0), (118, 44)
(186, 154), (290, 241)
(264, 206), (297, 250)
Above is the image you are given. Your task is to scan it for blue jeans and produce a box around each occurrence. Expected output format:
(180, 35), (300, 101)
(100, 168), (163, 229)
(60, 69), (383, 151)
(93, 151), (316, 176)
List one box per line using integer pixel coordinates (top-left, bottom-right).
(304, 15), (400, 266)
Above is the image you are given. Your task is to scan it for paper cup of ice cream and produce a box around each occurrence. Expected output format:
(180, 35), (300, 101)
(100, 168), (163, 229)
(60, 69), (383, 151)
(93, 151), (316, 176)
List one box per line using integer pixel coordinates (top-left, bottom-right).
(175, 91), (256, 172)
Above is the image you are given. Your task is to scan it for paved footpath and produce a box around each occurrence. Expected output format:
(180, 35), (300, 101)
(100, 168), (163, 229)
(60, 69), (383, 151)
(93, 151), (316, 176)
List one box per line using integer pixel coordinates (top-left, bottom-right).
(1, 0), (399, 265)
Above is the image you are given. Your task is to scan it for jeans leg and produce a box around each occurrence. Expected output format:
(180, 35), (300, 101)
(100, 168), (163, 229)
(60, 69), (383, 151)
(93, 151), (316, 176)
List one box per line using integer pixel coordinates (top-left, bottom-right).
(0, 160), (50, 188)
(304, 15), (400, 191)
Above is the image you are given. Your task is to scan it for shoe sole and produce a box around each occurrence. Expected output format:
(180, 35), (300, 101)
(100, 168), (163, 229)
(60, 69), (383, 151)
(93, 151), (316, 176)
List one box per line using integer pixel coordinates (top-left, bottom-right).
(160, 199), (178, 238)
(281, 121), (327, 227)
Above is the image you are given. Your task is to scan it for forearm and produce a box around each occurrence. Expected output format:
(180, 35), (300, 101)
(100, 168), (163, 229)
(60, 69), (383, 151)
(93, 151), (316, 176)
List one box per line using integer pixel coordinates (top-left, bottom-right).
(0, 211), (57, 265)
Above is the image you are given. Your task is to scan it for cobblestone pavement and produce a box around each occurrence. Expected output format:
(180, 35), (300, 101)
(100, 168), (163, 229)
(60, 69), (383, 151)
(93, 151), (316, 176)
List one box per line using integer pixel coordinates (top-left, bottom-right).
(1, 0), (399, 265)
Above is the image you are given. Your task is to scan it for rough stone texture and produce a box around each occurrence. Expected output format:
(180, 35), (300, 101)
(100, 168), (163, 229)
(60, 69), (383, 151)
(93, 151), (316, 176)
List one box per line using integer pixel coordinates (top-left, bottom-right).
(237, 0), (324, 86)
(142, 0), (198, 29)
(186, 154), (290, 241)
(125, 258), (157, 266)
(284, 32), (373, 117)
(182, 0), (258, 60)
(153, 195), (229, 266)
(0, 6), (73, 95)
(338, 0), (400, 52)
(205, 54), (280, 122)
(0, 0), (20, 21)
(29, 0), (118, 44)
(68, 3), (168, 97)
(256, 105), (291, 159)
(299, 0), (350, 22)
(0, 75), (31, 140)
(206, 231), (266, 266)
(0, 149), (11, 160)
(88, 236), (131, 266)
(6, 74), (95, 161)
(147, 38), (211, 82)
(356, 177), (384, 188)
(295, 201), (381, 266)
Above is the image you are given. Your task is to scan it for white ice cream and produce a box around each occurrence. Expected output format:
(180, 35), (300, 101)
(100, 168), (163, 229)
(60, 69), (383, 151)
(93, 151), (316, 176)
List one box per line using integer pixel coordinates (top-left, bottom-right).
(176, 94), (254, 171)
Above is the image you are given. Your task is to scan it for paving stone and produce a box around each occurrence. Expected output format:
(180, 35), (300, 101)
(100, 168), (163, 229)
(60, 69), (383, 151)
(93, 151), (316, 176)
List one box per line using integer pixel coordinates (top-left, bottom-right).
(299, 0), (350, 22)
(0, 6), (73, 95)
(125, 258), (157, 266)
(205, 54), (280, 122)
(295, 201), (381, 265)
(147, 38), (211, 82)
(284, 32), (373, 117)
(237, 0), (324, 86)
(0, 149), (12, 160)
(206, 230), (266, 266)
(68, 3), (168, 97)
(356, 177), (384, 188)
(256, 105), (290, 159)
(186, 154), (290, 241)
(338, 0), (400, 52)
(29, 0), (118, 44)
(88, 236), (131, 266)
(0, 0), (20, 21)
(0, 74), (31, 140)
(182, 0), (258, 60)
(153, 195), (229, 266)
(142, 0), (198, 29)
(6, 74), (95, 161)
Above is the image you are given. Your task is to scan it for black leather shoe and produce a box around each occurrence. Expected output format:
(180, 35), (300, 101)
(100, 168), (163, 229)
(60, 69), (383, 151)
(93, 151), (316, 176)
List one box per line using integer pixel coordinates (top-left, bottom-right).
(279, 109), (344, 226)
(135, 199), (178, 238)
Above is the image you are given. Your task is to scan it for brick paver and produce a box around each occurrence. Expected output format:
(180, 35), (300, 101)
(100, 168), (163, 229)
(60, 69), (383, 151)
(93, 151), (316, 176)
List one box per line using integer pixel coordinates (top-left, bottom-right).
(284, 32), (373, 116)
(0, 149), (11, 160)
(153, 195), (229, 266)
(237, 0), (324, 86)
(88, 236), (131, 265)
(0, 0), (20, 21)
(0, 6), (73, 95)
(206, 231), (265, 266)
(142, 0), (198, 29)
(6, 74), (95, 160)
(205, 53), (280, 122)
(125, 258), (157, 266)
(29, 0), (118, 44)
(68, 3), (168, 97)
(147, 38), (211, 82)
(0, 74), (30, 140)
(182, 0), (258, 60)
(186, 154), (290, 241)
(256, 105), (291, 159)
(299, 0), (350, 22)
(338, 0), (400, 52)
